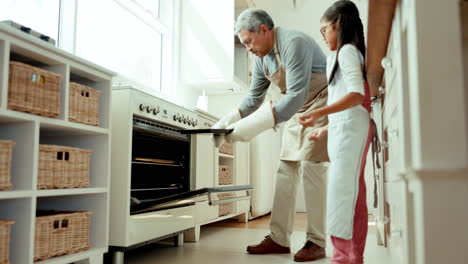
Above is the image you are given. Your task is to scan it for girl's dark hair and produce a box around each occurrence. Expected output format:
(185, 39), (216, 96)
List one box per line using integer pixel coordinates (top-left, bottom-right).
(322, 0), (366, 84)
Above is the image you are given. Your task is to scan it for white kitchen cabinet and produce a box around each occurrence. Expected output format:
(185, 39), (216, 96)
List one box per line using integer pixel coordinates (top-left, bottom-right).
(0, 24), (113, 264)
(373, 19), (406, 264)
(179, 0), (255, 94)
(372, 3), (412, 264)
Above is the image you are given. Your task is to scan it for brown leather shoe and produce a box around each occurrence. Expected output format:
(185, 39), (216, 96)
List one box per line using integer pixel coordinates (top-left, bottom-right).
(293, 241), (326, 262)
(246, 235), (291, 254)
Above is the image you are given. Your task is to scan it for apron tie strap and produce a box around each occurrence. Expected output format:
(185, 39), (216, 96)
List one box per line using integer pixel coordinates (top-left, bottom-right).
(370, 118), (381, 208)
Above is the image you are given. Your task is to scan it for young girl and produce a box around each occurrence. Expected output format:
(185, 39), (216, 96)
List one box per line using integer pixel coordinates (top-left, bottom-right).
(299, 1), (372, 263)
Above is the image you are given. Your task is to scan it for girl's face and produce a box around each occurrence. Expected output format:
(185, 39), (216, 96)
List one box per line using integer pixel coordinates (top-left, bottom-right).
(320, 19), (338, 51)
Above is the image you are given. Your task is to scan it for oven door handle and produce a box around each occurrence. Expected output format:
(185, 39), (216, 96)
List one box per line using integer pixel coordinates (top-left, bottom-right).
(208, 194), (250, 205)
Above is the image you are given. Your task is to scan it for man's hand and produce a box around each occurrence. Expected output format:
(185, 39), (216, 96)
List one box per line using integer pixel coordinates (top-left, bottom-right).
(308, 126), (328, 141)
(212, 109), (242, 147)
(213, 109), (242, 129)
(225, 101), (275, 143)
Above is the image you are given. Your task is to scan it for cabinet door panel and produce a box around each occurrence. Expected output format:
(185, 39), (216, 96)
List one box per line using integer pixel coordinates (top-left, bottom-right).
(235, 142), (249, 185)
(194, 134), (215, 189)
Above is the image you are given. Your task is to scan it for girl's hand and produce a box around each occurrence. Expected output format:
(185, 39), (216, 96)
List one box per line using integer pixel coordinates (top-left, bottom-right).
(308, 126), (328, 141)
(299, 110), (322, 127)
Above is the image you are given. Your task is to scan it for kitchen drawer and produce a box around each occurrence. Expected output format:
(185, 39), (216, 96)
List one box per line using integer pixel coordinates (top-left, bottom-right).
(129, 205), (195, 246)
(382, 78), (398, 124)
(382, 11), (403, 98)
(196, 201), (219, 224)
(236, 199), (250, 215)
(383, 111), (402, 182)
(384, 181), (405, 253)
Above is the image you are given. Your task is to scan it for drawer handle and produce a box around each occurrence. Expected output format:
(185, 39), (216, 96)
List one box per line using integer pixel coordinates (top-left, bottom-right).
(391, 229), (402, 238)
(379, 87), (385, 95)
(381, 141), (388, 149)
(383, 216), (390, 224)
(381, 57), (393, 69)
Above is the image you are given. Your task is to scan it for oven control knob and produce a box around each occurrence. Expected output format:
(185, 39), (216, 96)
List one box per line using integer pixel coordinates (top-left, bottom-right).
(194, 120), (198, 127)
(173, 114), (177, 121)
(139, 104), (145, 111)
(152, 107), (159, 115)
(146, 107), (153, 113)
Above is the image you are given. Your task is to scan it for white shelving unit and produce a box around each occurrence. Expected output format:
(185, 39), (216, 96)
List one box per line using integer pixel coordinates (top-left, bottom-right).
(0, 24), (114, 264)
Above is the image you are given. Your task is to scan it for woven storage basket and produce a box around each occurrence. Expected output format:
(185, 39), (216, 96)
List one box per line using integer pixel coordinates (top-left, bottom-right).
(8, 61), (61, 118)
(69, 82), (101, 126)
(34, 210), (91, 261)
(217, 193), (235, 216)
(219, 142), (233, 155)
(0, 220), (14, 264)
(0, 140), (15, 191)
(38, 145), (91, 189)
(218, 165), (232, 185)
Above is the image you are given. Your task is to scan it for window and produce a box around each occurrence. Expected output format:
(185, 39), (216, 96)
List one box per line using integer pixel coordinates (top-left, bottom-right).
(75, 0), (163, 92)
(1, 0), (177, 95)
(0, 0), (60, 41)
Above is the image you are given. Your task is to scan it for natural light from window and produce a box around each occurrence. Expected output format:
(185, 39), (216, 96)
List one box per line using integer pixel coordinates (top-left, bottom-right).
(0, 0), (60, 41)
(76, 0), (162, 92)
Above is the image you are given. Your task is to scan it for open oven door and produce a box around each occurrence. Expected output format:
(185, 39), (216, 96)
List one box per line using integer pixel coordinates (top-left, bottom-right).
(130, 185), (253, 215)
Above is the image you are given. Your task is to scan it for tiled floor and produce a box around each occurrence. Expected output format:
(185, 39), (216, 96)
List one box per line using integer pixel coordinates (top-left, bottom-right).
(123, 213), (396, 264)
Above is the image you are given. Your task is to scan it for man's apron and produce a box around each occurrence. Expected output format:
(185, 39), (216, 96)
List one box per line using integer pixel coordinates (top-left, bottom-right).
(265, 29), (329, 162)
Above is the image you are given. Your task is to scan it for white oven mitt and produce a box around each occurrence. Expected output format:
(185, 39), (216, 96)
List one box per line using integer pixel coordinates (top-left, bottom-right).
(225, 101), (275, 143)
(212, 109), (242, 147)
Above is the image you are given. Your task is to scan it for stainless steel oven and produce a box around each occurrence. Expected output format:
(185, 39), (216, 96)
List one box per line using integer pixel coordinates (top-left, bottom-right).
(109, 86), (251, 264)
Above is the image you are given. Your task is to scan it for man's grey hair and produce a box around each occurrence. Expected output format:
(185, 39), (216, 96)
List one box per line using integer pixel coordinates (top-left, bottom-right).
(235, 8), (275, 35)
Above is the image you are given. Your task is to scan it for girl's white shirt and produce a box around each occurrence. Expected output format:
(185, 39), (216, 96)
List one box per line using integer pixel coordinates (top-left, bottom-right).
(326, 44), (367, 122)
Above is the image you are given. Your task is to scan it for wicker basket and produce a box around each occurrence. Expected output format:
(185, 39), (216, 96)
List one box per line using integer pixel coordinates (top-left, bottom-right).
(8, 61), (61, 118)
(219, 165), (232, 185)
(0, 220), (14, 264)
(38, 145), (91, 189)
(219, 142), (233, 155)
(217, 193), (235, 216)
(69, 82), (101, 126)
(34, 210), (91, 261)
(0, 140), (15, 191)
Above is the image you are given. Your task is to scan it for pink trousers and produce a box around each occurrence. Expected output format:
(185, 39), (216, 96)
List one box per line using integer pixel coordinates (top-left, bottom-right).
(330, 122), (373, 264)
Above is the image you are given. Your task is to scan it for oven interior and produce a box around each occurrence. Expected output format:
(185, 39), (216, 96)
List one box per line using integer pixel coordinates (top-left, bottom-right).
(130, 117), (190, 211)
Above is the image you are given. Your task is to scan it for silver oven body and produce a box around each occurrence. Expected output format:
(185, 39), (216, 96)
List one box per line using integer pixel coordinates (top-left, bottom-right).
(109, 87), (251, 264)
(109, 87), (199, 250)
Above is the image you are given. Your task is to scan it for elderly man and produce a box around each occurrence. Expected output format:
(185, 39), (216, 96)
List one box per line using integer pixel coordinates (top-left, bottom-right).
(213, 8), (329, 262)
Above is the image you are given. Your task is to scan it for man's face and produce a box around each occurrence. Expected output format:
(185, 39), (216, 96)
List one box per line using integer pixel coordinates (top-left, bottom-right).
(237, 25), (272, 58)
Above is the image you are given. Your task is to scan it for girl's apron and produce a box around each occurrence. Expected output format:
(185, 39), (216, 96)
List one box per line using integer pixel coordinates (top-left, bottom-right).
(326, 82), (372, 239)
